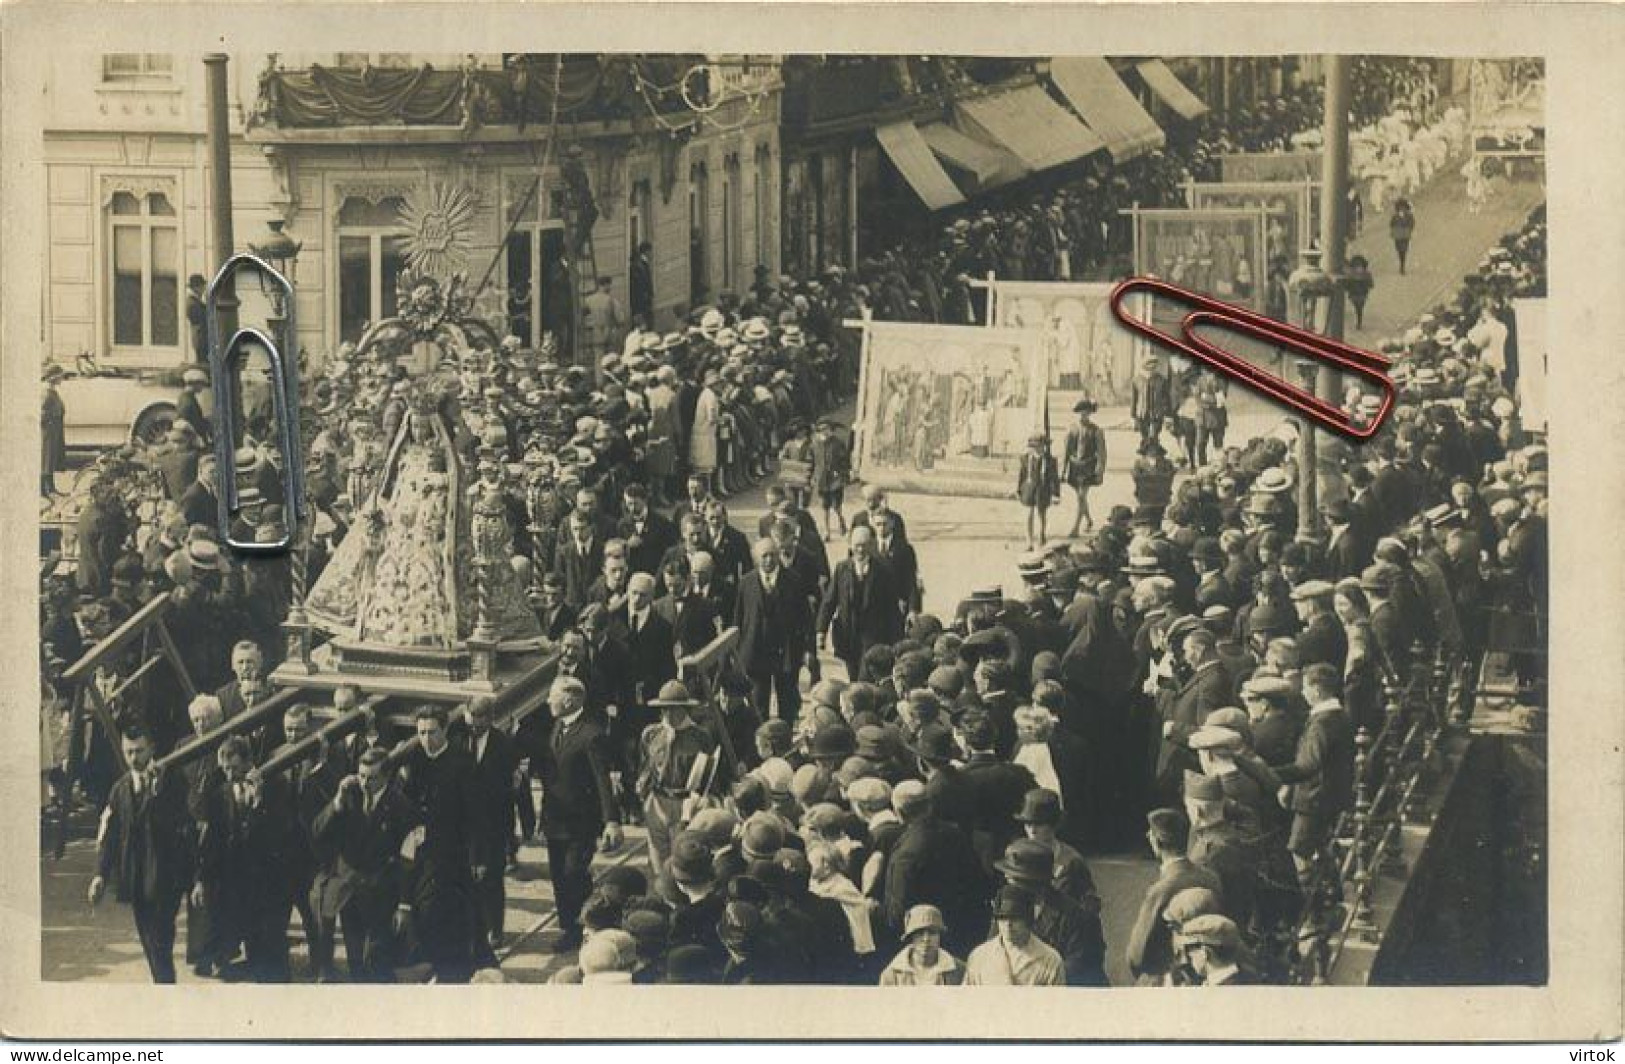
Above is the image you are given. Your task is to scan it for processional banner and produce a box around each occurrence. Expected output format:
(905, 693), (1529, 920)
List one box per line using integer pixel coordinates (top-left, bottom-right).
(1186, 179), (1319, 263)
(1220, 150), (1323, 182)
(852, 321), (1046, 498)
(986, 280), (1151, 406)
(1129, 207), (1270, 313)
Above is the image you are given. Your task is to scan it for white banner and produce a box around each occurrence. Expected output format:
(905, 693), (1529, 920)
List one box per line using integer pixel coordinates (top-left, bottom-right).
(986, 279), (1151, 406)
(1512, 297), (1547, 431)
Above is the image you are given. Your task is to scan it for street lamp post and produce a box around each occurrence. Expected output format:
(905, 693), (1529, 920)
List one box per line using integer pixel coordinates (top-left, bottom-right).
(1288, 247), (1335, 543)
(1287, 54), (1354, 546)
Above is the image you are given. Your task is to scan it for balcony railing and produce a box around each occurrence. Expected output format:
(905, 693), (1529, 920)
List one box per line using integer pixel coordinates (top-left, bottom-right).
(1290, 639), (1476, 984)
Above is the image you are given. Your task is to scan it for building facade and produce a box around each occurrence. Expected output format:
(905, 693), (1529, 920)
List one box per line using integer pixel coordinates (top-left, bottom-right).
(43, 53), (783, 372)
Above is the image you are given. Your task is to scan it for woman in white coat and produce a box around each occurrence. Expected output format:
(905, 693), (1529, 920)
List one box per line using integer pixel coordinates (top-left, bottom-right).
(689, 369), (721, 494)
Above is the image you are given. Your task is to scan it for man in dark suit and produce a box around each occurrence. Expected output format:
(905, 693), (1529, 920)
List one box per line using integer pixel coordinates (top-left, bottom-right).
(89, 726), (192, 983)
(1157, 627), (1231, 807)
(1290, 580), (1348, 672)
(655, 556), (722, 660)
(1125, 807), (1223, 985)
(688, 551), (735, 626)
(611, 572), (678, 816)
(312, 745), (422, 982)
(537, 676), (622, 951)
(462, 696), (520, 950)
(273, 704), (346, 980)
(178, 454), (220, 528)
(194, 735), (296, 982)
(734, 538), (811, 724)
(669, 473), (713, 535)
(870, 509), (921, 618)
(882, 780), (990, 960)
(1321, 497), (1368, 581)
(618, 482), (677, 577)
(817, 526), (904, 682)
(532, 572), (578, 642)
(955, 711), (1037, 875)
(850, 484), (910, 543)
(1274, 664), (1356, 874)
(552, 510), (605, 610)
(215, 640), (270, 722)
(1192, 538), (1237, 612)
(397, 705), (488, 981)
(703, 501), (754, 588)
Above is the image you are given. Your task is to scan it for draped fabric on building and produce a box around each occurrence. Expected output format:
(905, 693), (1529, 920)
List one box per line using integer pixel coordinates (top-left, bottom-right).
(257, 56), (685, 130)
(273, 65), (464, 126)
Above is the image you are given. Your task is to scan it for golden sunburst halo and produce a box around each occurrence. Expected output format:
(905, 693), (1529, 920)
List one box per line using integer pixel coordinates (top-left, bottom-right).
(398, 183), (481, 279)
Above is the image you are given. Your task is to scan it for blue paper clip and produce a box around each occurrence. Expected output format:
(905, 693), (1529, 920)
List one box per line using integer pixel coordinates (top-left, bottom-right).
(204, 254), (306, 554)
(1110, 276), (1396, 441)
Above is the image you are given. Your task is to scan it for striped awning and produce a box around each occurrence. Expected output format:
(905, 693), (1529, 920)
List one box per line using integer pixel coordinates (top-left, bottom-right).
(1136, 59), (1209, 121)
(954, 83), (1106, 172)
(917, 121), (1027, 185)
(1049, 57), (1166, 162)
(875, 121), (966, 211)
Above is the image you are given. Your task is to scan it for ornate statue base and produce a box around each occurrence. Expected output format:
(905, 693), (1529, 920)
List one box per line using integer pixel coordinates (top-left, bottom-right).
(270, 636), (556, 723)
(328, 637), (475, 684)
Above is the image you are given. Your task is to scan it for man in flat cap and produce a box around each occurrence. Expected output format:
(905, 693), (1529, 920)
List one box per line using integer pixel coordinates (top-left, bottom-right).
(1179, 914), (1259, 984)
(1273, 664), (1355, 877)
(1183, 770), (1256, 929)
(1290, 579), (1347, 672)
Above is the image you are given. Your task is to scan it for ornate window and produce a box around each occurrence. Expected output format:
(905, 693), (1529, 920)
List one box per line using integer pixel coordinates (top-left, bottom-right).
(335, 195), (409, 343)
(502, 176), (567, 349)
(754, 144), (773, 274)
(688, 161), (709, 306)
(102, 54), (174, 83)
(107, 189), (180, 353)
(722, 155), (742, 296)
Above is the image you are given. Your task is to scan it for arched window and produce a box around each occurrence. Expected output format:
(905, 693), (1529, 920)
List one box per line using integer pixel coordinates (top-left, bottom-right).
(108, 190), (180, 351)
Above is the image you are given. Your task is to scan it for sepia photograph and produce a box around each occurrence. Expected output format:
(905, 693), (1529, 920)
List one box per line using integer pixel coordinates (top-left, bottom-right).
(2, 4), (1620, 1045)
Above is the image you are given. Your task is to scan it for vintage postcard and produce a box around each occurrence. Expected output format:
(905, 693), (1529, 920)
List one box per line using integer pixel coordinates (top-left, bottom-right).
(0, 0), (1620, 1045)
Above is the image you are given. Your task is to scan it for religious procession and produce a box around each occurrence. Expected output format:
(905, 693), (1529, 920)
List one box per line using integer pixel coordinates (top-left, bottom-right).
(37, 52), (1548, 991)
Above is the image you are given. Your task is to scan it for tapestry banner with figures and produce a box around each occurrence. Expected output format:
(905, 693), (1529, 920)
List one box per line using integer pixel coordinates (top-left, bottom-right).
(1220, 150), (1323, 183)
(853, 321), (1046, 498)
(1129, 207), (1269, 313)
(1186, 180), (1320, 262)
(986, 280), (1151, 406)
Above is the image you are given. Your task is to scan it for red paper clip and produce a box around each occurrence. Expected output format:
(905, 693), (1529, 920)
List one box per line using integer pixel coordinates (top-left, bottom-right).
(1109, 276), (1395, 441)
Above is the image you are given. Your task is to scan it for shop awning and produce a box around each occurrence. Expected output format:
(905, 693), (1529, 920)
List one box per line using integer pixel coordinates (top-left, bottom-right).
(1049, 56), (1166, 162)
(875, 121), (966, 211)
(1136, 59), (1209, 121)
(954, 84), (1106, 172)
(917, 120), (1027, 185)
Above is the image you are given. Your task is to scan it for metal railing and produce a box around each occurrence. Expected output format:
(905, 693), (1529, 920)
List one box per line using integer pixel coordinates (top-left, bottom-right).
(1290, 639), (1459, 984)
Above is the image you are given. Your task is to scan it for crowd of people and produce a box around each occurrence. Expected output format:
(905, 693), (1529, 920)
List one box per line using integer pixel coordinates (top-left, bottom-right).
(41, 54), (1549, 988)
(848, 60), (1444, 330)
